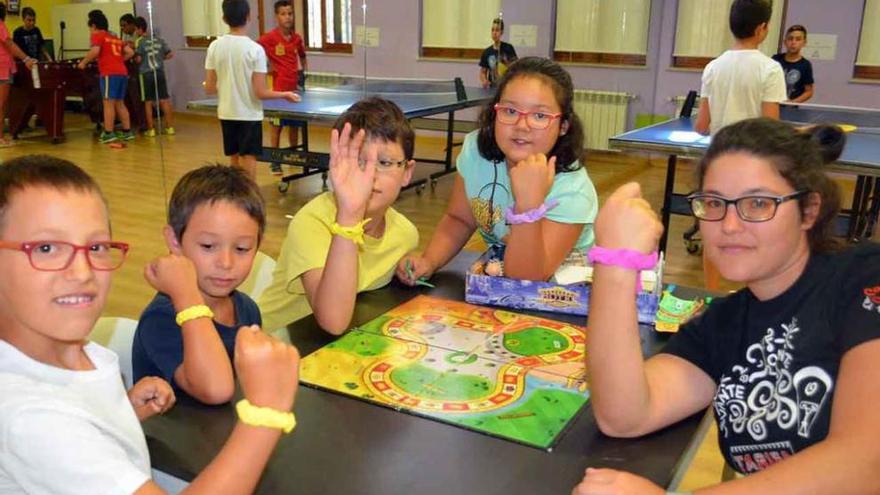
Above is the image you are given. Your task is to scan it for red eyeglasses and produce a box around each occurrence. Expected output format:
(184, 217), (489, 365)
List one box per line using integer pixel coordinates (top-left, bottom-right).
(0, 240), (130, 271)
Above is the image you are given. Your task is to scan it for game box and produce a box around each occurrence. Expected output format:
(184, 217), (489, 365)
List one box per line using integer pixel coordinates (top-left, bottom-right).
(464, 247), (662, 324)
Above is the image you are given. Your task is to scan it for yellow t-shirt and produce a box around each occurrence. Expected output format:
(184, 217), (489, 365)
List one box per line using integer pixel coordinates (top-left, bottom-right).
(257, 192), (419, 332)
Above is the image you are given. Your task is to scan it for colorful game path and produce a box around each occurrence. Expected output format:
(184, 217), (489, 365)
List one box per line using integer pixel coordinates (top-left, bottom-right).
(300, 295), (590, 449)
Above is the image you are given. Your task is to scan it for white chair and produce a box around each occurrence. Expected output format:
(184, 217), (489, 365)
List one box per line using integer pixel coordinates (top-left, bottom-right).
(89, 317), (138, 389)
(238, 251), (277, 301)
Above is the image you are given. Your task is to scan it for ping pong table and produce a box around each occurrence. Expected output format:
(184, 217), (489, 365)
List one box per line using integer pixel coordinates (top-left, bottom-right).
(189, 76), (493, 193)
(609, 102), (880, 252)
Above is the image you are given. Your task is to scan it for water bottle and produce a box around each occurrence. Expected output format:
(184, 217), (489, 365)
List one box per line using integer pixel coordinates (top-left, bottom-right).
(31, 62), (41, 89)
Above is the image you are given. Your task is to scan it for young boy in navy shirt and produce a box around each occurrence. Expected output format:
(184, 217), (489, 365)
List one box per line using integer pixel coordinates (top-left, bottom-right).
(772, 25), (815, 103)
(133, 165), (266, 404)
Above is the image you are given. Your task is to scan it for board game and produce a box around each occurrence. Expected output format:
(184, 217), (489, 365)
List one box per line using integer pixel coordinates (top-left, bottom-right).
(299, 295), (590, 449)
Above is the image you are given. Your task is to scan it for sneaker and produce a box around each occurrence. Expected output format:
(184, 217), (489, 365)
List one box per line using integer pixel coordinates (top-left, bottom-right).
(163, 126), (176, 136)
(144, 128), (157, 137)
(270, 162), (283, 176)
(117, 130), (136, 141)
(99, 131), (118, 144)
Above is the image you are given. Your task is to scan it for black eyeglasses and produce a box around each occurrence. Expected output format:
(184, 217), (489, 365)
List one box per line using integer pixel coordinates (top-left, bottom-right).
(0, 240), (130, 271)
(687, 191), (808, 222)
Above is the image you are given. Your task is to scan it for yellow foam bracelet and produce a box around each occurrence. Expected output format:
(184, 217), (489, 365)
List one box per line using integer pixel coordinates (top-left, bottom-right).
(329, 218), (372, 246)
(236, 399), (297, 433)
(175, 304), (214, 326)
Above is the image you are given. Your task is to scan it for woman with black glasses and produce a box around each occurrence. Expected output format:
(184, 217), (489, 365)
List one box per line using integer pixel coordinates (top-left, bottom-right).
(573, 118), (880, 494)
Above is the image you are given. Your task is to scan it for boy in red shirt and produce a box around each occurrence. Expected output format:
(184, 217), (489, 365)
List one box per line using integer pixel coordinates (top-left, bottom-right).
(77, 9), (134, 144)
(258, 0), (307, 175)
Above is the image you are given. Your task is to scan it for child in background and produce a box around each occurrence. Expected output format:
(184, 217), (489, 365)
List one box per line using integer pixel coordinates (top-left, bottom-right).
(259, 0), (308, 176)
(479, 17), (517, 89)
(575, 119), (880, 494)
(13, 7), (52, 61)
(694, 0), (786, 136)
(400, 57), (597, 284)
(258, 97), (419, 334)
(772, 25), (815, 103)
(119, 13), (137, 47)
(134, 16), (175, 136)
(0, 154), (301, 495)
(204, 0), (300, 180)
(77, 9), (136, 144)
(0, 3), (37, 147)
(133, 165), (266, 405)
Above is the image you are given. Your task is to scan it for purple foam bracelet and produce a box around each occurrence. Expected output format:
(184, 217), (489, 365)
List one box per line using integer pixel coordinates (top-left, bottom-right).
(588, 247), (659, 292)
(505, 199), (560, 224)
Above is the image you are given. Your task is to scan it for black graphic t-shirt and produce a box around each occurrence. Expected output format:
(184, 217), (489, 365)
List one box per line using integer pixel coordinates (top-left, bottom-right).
(662, 242), (880, 474)
(479, 42), (518, 87)
(13, 27), (45, 60)
(772, 54), (814, 100)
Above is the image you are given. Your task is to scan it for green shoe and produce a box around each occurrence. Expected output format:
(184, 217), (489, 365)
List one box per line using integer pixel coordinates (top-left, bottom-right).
(144, 128), (157, 137)
(163, 126), (176, 135)
(99, 131), (118, 144)
(117, 130), (136, 141)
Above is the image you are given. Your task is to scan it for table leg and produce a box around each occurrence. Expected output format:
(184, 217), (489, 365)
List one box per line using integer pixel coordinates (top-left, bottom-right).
(659, 154), (678, 253)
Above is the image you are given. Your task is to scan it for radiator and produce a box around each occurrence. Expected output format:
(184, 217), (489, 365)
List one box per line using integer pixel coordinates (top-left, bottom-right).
(573, 90), (633, 151)
(304, 71), (342, 87)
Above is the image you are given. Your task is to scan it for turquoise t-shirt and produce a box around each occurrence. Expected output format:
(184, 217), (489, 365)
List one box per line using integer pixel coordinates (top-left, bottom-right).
(457, 130), (597, 251)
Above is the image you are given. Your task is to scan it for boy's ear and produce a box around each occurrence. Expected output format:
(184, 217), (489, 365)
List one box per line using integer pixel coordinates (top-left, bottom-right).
(400, 160), (416, 187)
(163, 225), (183, 254)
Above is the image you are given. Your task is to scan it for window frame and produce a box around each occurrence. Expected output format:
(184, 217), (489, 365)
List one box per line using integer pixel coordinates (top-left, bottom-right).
(183, 0), (265, 49)
(552, 0), (651, 67)
(853, 0), (880, 80)
(303, 0), (353, 54)
(671, 0), (787, 70)
(418, 0), (501, 60)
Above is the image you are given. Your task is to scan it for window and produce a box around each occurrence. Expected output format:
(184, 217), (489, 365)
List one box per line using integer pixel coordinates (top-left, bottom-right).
(855, 0), (880, 79)
(420, 0), (501, 59)
(672, 0), (785, 69)
(182, 0), (228, 48)
(305, 0), (353, 53)
(554, 0), (651, 65)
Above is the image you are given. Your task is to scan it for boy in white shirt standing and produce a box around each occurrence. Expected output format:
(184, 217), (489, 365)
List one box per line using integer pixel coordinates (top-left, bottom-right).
(204, 0), (300, 180)
(694, 0), (786, 136)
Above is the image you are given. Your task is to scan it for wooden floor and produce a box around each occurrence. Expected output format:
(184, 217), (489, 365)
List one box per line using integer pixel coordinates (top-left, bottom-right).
(2, 111), (867, 491)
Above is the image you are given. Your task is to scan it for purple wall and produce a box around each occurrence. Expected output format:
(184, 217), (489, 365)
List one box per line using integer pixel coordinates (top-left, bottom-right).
(150, 0), (878, 125)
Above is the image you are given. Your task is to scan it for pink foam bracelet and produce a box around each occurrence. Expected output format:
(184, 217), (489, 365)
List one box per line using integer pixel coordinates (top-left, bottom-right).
(588, 247), (659, 291)
(505, 199), (560, 225)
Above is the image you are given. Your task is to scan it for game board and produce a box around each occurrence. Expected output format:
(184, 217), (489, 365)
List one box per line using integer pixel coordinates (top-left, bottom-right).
(299, 295), (590, 449)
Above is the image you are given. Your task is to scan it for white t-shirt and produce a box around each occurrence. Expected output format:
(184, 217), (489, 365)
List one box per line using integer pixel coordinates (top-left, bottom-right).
(204, 34), (268, 121)
(700, 49), (787, 135)
(0, 340), (151, 495)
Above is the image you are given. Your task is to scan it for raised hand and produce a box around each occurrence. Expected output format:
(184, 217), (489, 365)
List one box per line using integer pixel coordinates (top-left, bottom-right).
(143, 254), (201, 304)
(128, 376), (176, 421)
(509, 153), (556, 212)
(329, 122), (377, 222)
(594, 182), (664, 254)
(571, 468), (665, 495)
(234, 325), (300, 412)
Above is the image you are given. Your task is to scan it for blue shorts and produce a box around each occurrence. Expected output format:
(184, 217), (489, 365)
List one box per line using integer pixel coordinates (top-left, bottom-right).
(100, 75), (128, 100)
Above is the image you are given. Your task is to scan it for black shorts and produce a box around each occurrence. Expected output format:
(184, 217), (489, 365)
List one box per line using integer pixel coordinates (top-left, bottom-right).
(139, 70), (169, 101)
(220, 120), (263, 157)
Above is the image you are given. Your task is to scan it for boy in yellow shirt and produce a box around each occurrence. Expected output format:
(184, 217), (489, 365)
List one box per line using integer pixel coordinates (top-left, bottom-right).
(258, 96), (419, 335)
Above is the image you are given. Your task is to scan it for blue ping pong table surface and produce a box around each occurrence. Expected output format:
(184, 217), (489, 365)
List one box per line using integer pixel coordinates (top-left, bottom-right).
(609, 103), (880, 176)
(189, 77), (494, 120)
